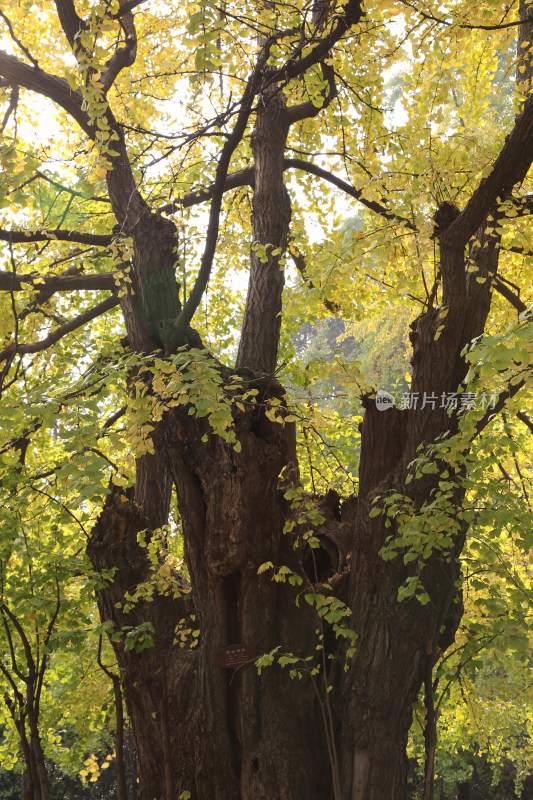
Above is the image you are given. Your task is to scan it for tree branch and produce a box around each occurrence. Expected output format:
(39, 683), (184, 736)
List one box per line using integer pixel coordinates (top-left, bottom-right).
(0, 228), (112, 246)
(54, 0), (85, 50)
(284, 158), (416, 227)
(499, 244), (533, 256)
(1, 16), (142, 229)
(517, 411), (533, 433)
(1, 602), (36, 676)
(0, 84), (19, 133)
(0, 269), (115, 293)
(0, 295), (119, 363)
(8, 265), (79, 325)
(290, 248), (339, 312)
(35, 578), (61, 711)
(285, 61), (337, 124)
(266, 0), (363, 86)
(474, 376), (528, 436)
(175, 11), (348, 336)
(175, 48), (273, 334)
(0, 609), (26, 683)
(158, 166), (254, 215)
(493, 274), (528, 314)
(398, 0), (522, 31)
(0, 50), (93, 137)
(0, 11), (39, 67)
(10, 171), (111, 204)
(103, 405), (128, 430)
(18, 5), (142, 229)
(101, 0), (138, 95)
(443, 92), (533, 248)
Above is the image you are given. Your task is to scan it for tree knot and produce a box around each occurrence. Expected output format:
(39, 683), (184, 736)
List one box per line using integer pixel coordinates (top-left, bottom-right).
(432, 201), (460, 237)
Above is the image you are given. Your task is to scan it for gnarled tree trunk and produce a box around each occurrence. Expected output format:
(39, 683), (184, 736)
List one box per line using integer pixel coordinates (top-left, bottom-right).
(89, 379), (335, 800)
(87, 196), (495, 800)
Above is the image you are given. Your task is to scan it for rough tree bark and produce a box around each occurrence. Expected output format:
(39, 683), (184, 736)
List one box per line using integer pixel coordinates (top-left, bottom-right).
(235, 86), (291, 374)
(1, 2), (532, 799)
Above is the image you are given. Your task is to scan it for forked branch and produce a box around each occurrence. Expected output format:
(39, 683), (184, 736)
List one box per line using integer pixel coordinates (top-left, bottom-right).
(0, 295), (119, 364)
(101, 0), (138, 95)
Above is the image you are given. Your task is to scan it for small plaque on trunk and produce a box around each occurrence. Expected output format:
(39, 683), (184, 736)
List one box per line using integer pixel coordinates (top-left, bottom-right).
(217, 643), (256, 669)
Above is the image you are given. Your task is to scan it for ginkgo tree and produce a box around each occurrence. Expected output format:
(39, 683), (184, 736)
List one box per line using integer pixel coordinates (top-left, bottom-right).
(0, 1), (532, 799)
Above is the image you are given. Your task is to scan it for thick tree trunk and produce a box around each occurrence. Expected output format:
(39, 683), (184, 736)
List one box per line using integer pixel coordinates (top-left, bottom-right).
(89, 378), (336, 800)
(88, 387), (464, 800)
(335, 222), (495, 798)
(87, 356), (468, 800)
(86, 200), (498, 800)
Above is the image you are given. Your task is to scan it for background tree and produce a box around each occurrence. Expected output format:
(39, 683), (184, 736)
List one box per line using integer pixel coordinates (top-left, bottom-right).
(0, 1), (532, 799)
